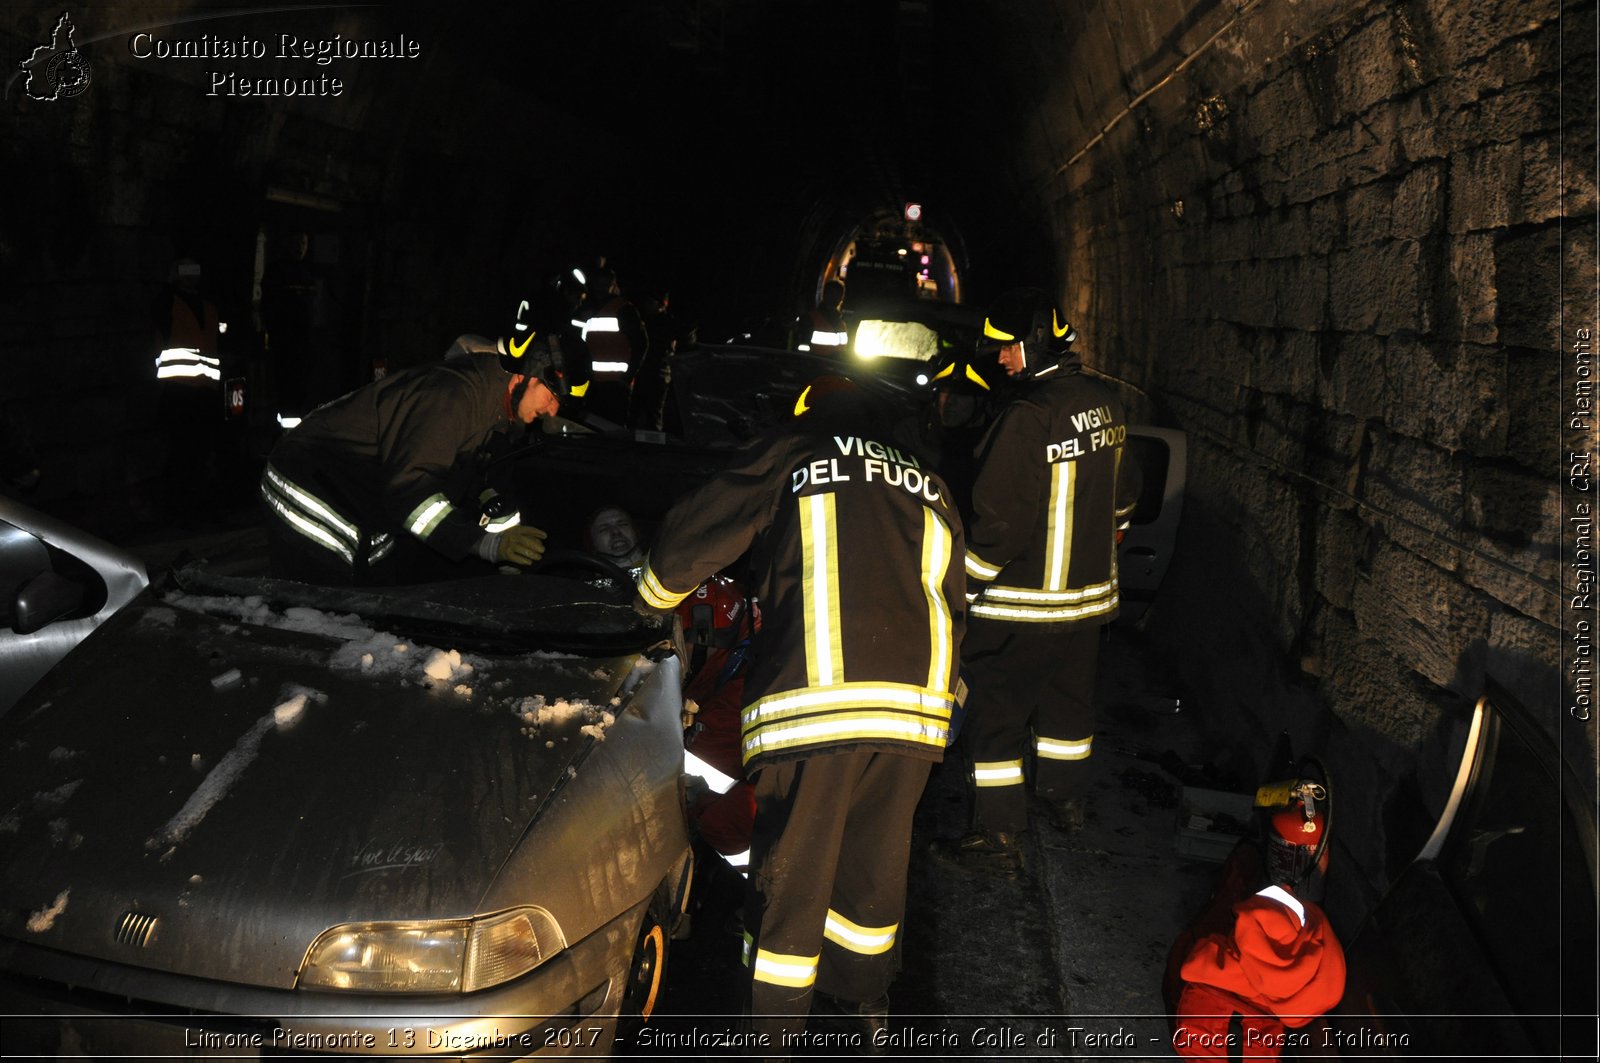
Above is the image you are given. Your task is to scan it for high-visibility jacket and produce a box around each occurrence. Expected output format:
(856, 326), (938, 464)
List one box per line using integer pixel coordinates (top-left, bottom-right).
(155, 292), (221, 387)
(637, 414), (967, 770)
(964, 359), (1139, 626)
(260, 354), (516, 569)
(578, 294), (647, 380)
(799, 307), (848, 351)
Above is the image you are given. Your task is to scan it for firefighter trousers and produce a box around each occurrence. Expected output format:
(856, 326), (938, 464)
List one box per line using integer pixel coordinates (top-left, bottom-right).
(743, 749), (932, 1045)
(962, 618), (1102, 834)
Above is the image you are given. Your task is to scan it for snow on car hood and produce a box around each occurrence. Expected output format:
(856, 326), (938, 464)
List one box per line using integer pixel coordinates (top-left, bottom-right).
(0, 574), (666, 990)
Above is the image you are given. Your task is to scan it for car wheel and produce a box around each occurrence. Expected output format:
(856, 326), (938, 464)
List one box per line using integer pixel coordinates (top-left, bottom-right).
(617, 904), (669, 1034)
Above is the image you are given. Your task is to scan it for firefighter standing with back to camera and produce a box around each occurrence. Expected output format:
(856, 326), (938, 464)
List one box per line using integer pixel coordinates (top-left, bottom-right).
(634, 377), (966, 1046)
(933, 288), (1140, 879)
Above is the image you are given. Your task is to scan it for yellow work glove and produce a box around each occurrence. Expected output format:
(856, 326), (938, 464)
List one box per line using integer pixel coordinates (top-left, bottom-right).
(494, 524), (548, 566)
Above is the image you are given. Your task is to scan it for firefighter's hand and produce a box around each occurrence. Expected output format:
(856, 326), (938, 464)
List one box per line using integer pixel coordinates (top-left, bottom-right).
(494, 525), (548, 566)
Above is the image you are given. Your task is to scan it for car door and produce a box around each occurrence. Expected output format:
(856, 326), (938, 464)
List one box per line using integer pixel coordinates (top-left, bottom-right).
(0, 497), (147, 714)
(1118, 426), (1186, 623)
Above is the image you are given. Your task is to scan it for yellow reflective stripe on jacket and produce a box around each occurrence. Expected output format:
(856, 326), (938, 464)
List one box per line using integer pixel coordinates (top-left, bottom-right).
(1045, 460), (1074, 591)
(979, 578), (1116, 605)
(752, 948), (819, 989)
(922, 508), (955, 692)
(965, 549), (1002, 581)
(636, 559), (694, 610)
(800, 493), (844, 686)
(970, 595), (1119, 623)
(824, 910), (898, 956)
(743, 711), (950, 760)
(1036, 734), (1093, 761)
(974, 759), (1025, 787)
(405, 493), (454, 539)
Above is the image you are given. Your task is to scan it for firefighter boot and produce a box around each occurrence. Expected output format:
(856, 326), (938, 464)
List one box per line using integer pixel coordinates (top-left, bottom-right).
(1035, 795), (1088, 832)
(809, 991), (890, 1055)
(929, 831), (1026, 879)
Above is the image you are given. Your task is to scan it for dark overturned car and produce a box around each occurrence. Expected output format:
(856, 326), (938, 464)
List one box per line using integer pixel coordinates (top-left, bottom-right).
(0, 343), (1186, 1056)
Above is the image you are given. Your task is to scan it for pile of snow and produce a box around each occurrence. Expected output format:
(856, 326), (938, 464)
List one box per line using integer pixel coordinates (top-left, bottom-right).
(512, 695), (617, 742)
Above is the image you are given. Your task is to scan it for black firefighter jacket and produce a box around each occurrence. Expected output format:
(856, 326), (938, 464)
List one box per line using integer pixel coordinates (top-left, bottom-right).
(964, 359), (1140, 627)
(636, 412), (967, 770)
(261, 353), (517, 569)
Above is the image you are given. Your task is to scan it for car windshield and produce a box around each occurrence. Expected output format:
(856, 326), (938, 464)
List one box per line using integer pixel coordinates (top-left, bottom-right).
(171, 563), (664, 656)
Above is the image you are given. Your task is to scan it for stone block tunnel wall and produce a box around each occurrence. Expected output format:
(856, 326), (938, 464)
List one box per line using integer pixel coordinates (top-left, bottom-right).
(1005, 0), (1594, 923)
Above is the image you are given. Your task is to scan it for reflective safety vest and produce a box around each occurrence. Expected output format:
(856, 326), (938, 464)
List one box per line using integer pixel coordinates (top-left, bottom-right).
(798, 307), (847, 352)
(156, 293), (221, 385)
(964, 363), (1140, 626)
(578, 295), (646, 378)
(637, 417), (967, 770)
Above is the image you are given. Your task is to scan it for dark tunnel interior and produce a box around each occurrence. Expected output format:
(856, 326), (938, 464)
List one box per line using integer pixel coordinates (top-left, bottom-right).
(0, 0), (1593, 947)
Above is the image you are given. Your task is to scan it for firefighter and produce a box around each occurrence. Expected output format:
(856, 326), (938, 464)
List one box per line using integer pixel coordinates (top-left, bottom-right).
(634, 375), (966, 1046)
(797, 278), (848, 353)
(931, 288), (1140, 878)
(153, 258), (226, 519)
(257, 297), (561, 586)
(577, 266), (647, 423)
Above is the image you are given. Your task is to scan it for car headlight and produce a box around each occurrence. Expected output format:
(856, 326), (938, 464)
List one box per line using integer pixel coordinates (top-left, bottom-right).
(299, 907), (567, 993)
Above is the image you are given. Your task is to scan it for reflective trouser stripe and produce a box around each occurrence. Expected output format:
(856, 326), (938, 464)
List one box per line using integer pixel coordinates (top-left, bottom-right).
(1036, 734), (1093, 761)
(752, 948), (819, 989)
(973, 759), (1025, 787)
(809, 330), (847, 346)
(260, 465), (359, 565)
(824, 910), (897, 956)
(799, 493), (843, 686)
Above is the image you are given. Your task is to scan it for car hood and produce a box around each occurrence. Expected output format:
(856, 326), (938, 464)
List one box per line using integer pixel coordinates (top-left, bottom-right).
(0, 573), (666, 990)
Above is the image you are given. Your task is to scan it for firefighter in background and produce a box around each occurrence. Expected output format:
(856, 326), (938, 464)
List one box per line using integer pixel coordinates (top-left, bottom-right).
(634, 376), (966, 1044)
(797, 278), (848, 353)
(578, 266), (646, 423)
(932, 288), (1140, 879)
(258, 298), (558, 586)
(153, 257), (225, 519)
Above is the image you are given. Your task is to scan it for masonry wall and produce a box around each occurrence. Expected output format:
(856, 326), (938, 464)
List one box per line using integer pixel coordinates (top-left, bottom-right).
(1008, 0), (1593, 921)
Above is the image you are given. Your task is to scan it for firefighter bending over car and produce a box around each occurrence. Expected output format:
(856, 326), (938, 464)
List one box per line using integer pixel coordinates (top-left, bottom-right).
(258, 299), (562, 586)
(633, 375), (966, 1045)
(931, 288), (1140, 879)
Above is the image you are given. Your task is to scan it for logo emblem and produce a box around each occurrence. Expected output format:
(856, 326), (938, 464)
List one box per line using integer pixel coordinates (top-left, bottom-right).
(18, 12), (91, 101)
(507, 332), (533, 358)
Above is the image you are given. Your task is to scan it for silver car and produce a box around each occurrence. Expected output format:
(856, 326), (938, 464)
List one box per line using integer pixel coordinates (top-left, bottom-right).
(0, 506), (691, 1056)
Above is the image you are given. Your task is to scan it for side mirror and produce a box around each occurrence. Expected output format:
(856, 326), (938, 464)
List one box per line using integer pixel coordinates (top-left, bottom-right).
(13, 570), (87, 635)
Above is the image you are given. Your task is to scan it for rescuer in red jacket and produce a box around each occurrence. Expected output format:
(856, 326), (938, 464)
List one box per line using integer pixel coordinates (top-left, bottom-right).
(931, 288), (1140, 879)
(634, 376), (966, 1045)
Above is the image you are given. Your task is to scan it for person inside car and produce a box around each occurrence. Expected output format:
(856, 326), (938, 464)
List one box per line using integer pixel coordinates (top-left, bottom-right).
(258, 300), (563, 587)
(584, 504), (646, 578)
